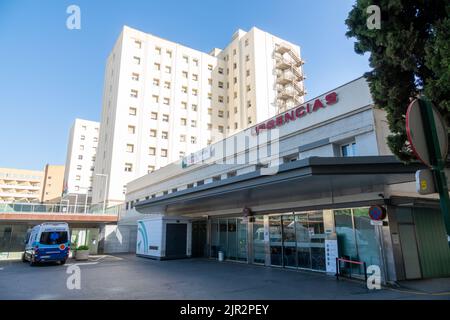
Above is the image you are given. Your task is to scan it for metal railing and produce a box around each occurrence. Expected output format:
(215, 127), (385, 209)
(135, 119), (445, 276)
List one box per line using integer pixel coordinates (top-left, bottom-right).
(0, 202), (121, 215)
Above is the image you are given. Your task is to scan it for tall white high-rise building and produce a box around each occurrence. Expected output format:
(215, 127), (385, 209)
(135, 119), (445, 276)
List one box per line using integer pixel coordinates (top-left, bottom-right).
(92, 25), (305, 206)
(63, 119), (99, 204)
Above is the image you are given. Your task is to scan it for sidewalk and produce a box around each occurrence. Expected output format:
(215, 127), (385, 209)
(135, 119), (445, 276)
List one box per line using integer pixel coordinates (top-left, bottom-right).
(395, 278), (450, 295)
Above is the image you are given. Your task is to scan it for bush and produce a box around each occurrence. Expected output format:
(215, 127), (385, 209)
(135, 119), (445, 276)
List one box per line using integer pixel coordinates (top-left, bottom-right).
(76, 245), (89, 251)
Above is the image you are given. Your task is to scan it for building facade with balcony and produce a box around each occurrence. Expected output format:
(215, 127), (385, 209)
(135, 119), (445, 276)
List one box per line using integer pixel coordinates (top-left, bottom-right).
(0, 168), (44, 203)
(91, 25), (306, 208)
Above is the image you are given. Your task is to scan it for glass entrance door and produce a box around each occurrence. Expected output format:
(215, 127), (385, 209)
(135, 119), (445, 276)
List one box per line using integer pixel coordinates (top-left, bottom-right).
(282, 215), (297, 268)
(252, 216), (265, 264)
(269, 216), (282, 266)
(295, 214), (311, 269)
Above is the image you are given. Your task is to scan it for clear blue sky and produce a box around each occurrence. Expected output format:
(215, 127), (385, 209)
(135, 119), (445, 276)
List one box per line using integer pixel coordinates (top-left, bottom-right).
(0, 0), (369, 171)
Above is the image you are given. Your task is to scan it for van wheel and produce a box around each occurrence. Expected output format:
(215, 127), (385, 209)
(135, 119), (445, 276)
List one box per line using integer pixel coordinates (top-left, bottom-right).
(29, 256), (37, 266)
(59, 259), (67, 265)
(22, 253), (27, 263)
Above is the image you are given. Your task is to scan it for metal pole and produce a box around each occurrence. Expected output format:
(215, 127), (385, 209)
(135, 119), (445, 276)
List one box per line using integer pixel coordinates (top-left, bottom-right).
(420, 97), (450, 246)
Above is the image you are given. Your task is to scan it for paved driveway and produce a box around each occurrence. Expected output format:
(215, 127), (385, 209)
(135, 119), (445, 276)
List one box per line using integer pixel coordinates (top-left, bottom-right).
(0, 254), (449, 300)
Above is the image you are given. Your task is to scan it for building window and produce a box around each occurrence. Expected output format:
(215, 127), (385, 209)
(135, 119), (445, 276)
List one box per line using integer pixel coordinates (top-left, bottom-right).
(80, 135), (85, 140)
(218, 125), (224, 133)
(183, 56), (189, 63)
(133, 56), (141, 65)
(155, 47), (161, 55)
(161, 149), (168, 157)
(247, 100), (252, 108)
(132, 73), (139, 81)
(248, 117), (252, 124)
(124, 163), (133, 172)
(234, 107), (238, 114)
(341, 142), (357, 157)
(218, 81), (224, 88)
(130, 89), (138, 98)
(246, 85), (251, 92)
(212, 175), (221, 182)
(208, 78), (212, 86)
(126, 144), (134, 153)
(154, 63), (160, 71)
(161, 131), (168, 139)
(245, 55), (250, 62)
(134, 39), (142, 49)
(208, 64), (213, 71)
(78, 155), (83, 160)
(180, 135), (186, 142)
(208, 108), (212, 115)
(162, 114), (169, 122)
(166, 50), (172, 58)
(191, 136), (197, 144)
(181, 101), (187, 109)
(234, 77), (237, 84)
(76, 175), (81, 181)
(152, 95), (159, 104)
(182, 86), (188, 94)
(181, 118), (187, 126)
(193, 59), (199, 66)
(150, 112), (158, 120)
(191, 104), (198, 111)
(218, 110), (224, 118)
(234, 122), (238, 129)
(218, 96), (224, 103)
(192, 89), (198, 96)
(192, 74), (198, 81)
(245, 39), (249, 46)
(233, 63), (237, 69)
(218, 67), (224, 74)
(148, 166), (155, 173)
(234, 91), (238, 99)
(76, 165), (82, 170)
(182, 71), (188, 78)
(191, 120), (197, 127)
(153, 78), (160, 86)
(246, 70), (250, 77)
(165, 66), (171, 74)
(208, 93), (212, 100)
(164, 81), (171, 89)
(207, 123), (212, 130)
(79, 145), (84, 151)
(163, 97), (170, 105)
(128, 125), (136, 134)
(149, 147), (156, 155)
(150, 129), (157, 137)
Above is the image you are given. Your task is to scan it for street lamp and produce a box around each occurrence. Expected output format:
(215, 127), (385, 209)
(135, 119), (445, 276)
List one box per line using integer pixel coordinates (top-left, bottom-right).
(95, 174), (108, 214)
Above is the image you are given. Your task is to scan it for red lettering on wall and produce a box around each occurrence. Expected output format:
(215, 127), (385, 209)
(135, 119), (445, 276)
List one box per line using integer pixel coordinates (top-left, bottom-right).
(266, 120), (275, 129)
(313, 99), (324, 111)
(276, 116), (284, 127)
(284, 111), (295, 123)
(325, 92), (338, 105)
(295, 106), (306, 118)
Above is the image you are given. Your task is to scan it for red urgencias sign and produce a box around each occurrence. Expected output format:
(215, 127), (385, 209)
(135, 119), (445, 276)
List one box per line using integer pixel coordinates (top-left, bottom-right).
(254, 92), (338, 135)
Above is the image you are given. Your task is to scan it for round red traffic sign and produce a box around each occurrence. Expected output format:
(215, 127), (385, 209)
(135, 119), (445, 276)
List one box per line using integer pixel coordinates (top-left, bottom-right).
(406, 99), (448, 167)
(369, 206), (386, 221)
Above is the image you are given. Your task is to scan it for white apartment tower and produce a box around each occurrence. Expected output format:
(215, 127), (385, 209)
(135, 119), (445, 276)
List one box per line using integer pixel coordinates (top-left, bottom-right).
(63, 119), (99, 203)
(92, 25), (305, 206)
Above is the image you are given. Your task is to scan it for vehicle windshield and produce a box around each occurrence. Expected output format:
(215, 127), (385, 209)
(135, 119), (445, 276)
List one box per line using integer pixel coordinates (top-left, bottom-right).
(39, 231), (68, 245)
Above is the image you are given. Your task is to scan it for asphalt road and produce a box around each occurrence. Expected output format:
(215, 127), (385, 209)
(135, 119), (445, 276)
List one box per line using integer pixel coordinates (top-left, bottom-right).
(0, 254), (449, 300)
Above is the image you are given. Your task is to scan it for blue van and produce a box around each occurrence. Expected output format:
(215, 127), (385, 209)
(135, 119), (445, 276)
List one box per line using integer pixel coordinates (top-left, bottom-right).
(22, 222), (70, 266)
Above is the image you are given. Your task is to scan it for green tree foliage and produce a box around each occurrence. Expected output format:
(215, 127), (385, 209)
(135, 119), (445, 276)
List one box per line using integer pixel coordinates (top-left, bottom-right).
(345, 0), (450, 162)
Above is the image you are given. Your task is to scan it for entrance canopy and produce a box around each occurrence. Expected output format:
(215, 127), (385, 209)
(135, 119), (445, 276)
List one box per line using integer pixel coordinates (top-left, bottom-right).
(135, 156), (427, 217)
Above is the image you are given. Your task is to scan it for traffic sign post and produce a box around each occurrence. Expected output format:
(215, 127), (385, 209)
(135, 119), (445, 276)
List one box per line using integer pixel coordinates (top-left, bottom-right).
(406, 96), (450, 246)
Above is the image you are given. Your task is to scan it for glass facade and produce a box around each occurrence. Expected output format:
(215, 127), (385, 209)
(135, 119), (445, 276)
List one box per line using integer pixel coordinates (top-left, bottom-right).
(210, 217), (248, 262)
(209, 207), (381, 275)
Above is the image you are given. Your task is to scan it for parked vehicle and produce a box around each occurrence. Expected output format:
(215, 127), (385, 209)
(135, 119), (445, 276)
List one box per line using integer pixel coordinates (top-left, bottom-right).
(22, 222), (70, 266)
